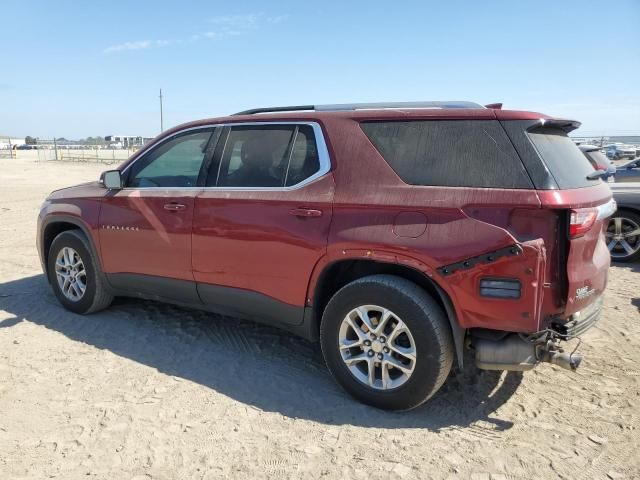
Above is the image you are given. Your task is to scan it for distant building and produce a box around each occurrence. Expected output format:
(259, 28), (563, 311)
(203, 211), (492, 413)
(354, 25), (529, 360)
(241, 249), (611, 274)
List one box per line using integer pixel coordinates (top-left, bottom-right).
(104, 135), (152, 149)
(0, 136), (25, 148)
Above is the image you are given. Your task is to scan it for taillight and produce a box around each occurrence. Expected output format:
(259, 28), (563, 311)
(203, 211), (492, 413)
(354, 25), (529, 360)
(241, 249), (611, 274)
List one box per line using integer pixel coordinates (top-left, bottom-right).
(596, 166), (606, 171)
(569, 209), (597, 238)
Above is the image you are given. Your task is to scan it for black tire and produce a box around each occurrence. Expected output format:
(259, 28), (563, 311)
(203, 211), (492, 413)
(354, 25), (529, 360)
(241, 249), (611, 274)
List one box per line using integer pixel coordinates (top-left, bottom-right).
(608, 210), (640, 263)
(320, 274), (454, 410)
(47, 229), (113, 314)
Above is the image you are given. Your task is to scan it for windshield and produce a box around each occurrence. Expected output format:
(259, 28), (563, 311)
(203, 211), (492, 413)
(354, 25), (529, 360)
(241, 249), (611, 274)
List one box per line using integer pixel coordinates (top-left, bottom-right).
(621, 158), (640, 169)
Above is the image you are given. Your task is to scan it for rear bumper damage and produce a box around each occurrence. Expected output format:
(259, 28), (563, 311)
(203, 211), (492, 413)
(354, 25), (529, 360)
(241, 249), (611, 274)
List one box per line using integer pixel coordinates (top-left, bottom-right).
(472, 296), (602, 372)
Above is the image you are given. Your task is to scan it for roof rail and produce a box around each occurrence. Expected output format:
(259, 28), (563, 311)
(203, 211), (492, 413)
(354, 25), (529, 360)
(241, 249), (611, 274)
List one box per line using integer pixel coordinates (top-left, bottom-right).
(233, 101), (485, 116)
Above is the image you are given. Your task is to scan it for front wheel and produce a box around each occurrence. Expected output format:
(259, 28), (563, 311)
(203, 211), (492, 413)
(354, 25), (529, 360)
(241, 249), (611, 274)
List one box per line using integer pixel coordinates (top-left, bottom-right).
(47, 230), (113, 314)
(320, 275), (454, 410)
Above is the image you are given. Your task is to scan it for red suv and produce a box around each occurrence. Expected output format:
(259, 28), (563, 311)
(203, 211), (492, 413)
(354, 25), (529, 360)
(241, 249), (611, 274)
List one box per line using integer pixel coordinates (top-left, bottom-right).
(37, 101), (615, 410)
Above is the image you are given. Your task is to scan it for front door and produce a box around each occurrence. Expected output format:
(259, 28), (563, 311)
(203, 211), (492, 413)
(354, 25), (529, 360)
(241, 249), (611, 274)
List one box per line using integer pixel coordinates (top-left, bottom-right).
(192, 123), (334, 325)
(99, 128), (215, 302)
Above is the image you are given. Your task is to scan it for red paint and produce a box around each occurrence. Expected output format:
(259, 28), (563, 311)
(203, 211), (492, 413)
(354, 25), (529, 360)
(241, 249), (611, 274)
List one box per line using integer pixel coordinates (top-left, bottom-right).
(98, 189), (199, 281)
(191, 175), (335, 305)
(38, 106), (612, 336)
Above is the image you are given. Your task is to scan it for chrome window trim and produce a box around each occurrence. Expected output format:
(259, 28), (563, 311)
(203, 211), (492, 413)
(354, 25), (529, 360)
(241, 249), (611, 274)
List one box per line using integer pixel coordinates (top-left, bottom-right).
(120, 121), (331, 192)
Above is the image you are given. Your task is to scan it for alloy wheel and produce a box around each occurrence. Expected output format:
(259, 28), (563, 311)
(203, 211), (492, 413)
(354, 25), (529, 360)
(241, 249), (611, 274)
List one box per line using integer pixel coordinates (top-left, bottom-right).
(338, 305), (416, 390)
(55, 247), (87, 301)
(606, 216), (640, 259)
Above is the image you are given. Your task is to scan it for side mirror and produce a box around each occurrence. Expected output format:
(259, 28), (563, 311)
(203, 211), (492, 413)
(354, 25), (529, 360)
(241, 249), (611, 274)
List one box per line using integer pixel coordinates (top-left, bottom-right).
(101, 170), (123, 190)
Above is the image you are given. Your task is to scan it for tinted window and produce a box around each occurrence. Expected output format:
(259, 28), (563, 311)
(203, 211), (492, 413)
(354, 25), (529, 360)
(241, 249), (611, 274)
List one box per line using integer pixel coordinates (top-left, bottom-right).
(285, 125), (320, 187)
(527, 128), (599, 189)
(211, 124), (321, 188)
(361, 120), (533, 188)
(584, 150), (609, 170)
(127, 130), (213, 188)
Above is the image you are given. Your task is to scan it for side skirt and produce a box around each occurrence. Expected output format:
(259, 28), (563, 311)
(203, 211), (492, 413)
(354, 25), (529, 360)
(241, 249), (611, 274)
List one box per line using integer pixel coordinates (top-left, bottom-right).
(105, 273), (311, 340)
(196, 283), (304, 328)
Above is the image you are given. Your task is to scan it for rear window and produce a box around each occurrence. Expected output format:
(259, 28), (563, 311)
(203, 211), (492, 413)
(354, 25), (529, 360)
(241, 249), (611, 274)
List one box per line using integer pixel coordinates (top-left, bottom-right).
(361, 120), (533, 188)
(526, 128), (599, 189)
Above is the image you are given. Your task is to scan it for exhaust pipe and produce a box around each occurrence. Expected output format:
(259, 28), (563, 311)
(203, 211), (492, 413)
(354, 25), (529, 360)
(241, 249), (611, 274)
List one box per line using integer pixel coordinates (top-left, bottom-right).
(543, 350), (582, 371)
(474, 334), (582, 372)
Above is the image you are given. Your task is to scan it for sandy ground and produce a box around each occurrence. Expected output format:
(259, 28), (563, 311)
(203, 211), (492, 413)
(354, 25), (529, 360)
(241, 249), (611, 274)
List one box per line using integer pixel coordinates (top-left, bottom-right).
(0, 157), (639, 480)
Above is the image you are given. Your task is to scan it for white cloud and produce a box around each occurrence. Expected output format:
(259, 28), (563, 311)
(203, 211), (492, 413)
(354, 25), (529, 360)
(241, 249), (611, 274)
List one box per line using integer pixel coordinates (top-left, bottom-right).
(103, 39), (169, 54)
(103, 13), (288, 54)
(209, 14), (261, 28)
(206, 13), (289, 34)
(266, 14), (290, 24)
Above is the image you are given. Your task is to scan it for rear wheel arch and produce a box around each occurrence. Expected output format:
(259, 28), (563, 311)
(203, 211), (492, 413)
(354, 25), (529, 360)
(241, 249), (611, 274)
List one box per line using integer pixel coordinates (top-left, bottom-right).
(309, 258), (465, 368)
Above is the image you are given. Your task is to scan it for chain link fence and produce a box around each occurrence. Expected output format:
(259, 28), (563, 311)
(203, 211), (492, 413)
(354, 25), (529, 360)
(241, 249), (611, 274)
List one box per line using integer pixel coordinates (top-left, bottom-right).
(0, 136), (17, 158)
(30, 140), (134, 165)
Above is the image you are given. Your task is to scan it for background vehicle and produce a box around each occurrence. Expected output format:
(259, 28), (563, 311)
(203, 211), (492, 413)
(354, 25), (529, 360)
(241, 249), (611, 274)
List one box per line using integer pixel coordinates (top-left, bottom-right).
(37, 101), (614, 410)
(579, 144), (616, 180)
(608, 182), (640, 262)
(614, 158), (640, 183)
(606, 144), (637, 160)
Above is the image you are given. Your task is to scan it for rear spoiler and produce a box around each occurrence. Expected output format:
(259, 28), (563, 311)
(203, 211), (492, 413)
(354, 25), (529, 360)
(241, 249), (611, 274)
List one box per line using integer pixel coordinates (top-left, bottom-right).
(538, 118), (582, 133)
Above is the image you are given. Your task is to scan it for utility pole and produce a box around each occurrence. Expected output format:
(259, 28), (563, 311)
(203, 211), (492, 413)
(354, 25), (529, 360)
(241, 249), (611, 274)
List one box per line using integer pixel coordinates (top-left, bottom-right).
(159, 88), (164, 133)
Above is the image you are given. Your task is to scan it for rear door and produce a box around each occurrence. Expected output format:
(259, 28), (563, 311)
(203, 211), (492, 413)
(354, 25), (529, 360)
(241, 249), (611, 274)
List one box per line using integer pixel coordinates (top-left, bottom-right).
(191, 122), (334, 325)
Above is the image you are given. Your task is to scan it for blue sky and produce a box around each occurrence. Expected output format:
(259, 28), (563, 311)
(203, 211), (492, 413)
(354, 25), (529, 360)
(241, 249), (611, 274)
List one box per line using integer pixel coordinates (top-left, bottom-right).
(1, 0), (639, 139)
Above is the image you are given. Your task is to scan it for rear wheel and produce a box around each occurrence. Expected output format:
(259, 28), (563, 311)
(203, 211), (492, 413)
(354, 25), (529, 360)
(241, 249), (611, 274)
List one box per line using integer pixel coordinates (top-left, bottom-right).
(320, 275), (454, 410)
(607, 210), (640, 262)
(47, 230), (113, 314)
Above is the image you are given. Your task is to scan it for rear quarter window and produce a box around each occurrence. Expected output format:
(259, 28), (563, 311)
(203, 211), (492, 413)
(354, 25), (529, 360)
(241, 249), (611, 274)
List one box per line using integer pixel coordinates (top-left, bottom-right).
(526, 128), (600, 189)
(360, 120), (533, 189)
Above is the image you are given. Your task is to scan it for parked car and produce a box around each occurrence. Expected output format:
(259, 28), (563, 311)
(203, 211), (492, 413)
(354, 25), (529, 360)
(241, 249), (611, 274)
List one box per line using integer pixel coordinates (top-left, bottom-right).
(606, 144), (637, 160)
(608, 182), (640, 262)
(579, 144), (616, 180)
(37, 101), (615, 410)
(613, 158), (640, 183)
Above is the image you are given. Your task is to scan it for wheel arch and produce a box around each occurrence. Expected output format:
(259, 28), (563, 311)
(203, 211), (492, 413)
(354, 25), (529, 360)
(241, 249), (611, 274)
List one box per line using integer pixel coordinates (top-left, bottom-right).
(615, 205), (640, 216)
(308, 257), (465, 368)
(41, 216), (102, 277)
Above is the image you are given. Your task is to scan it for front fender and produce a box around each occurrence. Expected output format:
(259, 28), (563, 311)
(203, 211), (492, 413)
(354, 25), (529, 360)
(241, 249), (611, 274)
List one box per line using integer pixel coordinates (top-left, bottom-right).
(38, 202), (103, 275)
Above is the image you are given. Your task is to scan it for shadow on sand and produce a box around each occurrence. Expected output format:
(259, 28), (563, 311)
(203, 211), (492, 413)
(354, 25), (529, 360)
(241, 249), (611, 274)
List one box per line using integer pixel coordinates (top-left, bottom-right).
(0, 274), (522, 431)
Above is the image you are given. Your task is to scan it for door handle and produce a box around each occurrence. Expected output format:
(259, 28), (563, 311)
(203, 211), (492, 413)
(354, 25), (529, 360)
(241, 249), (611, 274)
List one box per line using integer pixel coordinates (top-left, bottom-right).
(289, 208), (323, 218)
(164, 202), (187, 211)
